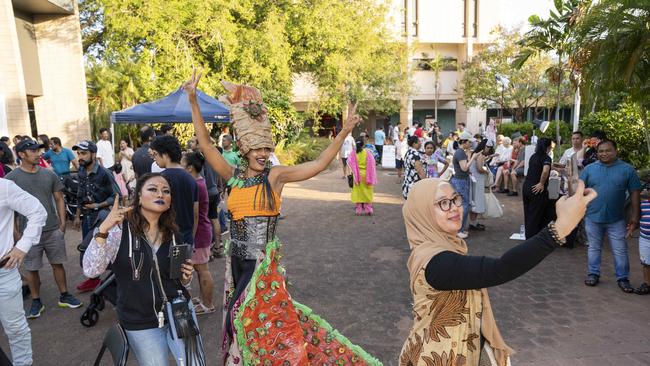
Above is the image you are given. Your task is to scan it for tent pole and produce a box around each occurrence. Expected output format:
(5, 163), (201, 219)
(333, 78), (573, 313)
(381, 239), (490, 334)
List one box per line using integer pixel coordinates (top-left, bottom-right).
(110, 120), (115, 156)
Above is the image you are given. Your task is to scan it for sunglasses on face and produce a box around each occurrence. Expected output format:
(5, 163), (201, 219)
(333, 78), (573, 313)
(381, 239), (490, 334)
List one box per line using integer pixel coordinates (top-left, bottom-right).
(434, 194), (463, 211)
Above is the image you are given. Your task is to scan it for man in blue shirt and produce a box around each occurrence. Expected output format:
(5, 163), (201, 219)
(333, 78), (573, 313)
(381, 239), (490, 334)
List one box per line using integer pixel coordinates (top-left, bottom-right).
(43, 137), (78, 176)
(374, 127), (386, 163)
(580, 139), (641, 293)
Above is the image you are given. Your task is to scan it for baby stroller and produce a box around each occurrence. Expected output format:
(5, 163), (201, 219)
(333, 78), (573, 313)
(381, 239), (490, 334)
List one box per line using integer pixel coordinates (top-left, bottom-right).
(78, 210), (117, 328)
(60, 173), (80, 222)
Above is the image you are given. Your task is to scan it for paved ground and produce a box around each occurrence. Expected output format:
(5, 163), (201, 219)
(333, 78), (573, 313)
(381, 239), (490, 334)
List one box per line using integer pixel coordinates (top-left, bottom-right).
(1, 165), (649, 365)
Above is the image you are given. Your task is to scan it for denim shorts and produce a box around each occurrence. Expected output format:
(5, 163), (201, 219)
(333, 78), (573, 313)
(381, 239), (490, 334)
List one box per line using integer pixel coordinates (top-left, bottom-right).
(24, 229), (67, 271)
(640, 236), (650, 266)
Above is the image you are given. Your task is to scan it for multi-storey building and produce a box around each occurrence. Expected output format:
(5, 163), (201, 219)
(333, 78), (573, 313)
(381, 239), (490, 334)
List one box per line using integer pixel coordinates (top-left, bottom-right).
(0, 0), (89, 146)
(293, 0), (553, 135)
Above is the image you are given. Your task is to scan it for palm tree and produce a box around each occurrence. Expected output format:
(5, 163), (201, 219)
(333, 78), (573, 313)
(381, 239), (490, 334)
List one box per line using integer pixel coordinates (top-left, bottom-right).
(513, 0), (588, 149)
(576, 0), (650, 154)
(427, 54), (444, 122)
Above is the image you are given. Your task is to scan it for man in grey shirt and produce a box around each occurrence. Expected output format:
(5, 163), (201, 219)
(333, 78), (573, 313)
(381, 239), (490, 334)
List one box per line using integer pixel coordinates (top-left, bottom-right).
(7, 140), (82, 319)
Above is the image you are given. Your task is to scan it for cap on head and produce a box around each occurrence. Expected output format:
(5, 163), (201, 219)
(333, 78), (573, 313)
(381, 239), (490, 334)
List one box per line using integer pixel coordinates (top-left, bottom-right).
(15, 139), (45, 153)
(72, 140), (98, 153)
(459, 131), (476, 142)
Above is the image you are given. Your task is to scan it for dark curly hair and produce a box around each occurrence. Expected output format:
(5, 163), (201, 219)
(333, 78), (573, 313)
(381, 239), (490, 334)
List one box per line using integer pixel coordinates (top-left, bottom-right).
(126, 173), (178, 243)
(150, 135), (182, 163)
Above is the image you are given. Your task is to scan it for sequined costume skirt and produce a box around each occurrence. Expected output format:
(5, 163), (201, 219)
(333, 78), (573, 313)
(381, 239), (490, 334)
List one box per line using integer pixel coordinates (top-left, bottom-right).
(221, 239), (382, 366)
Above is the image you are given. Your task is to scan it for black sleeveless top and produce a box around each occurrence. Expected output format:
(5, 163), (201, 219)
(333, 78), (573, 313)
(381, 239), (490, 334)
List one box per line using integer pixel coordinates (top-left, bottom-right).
(111, 223), (187, 331)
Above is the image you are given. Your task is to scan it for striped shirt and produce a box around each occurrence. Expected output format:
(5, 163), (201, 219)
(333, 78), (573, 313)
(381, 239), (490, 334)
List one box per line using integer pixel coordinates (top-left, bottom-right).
(641, 199), (650, 239)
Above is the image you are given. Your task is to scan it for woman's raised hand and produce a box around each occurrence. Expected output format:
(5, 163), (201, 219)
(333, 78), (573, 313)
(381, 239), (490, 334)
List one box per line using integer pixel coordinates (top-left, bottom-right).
(554, 180), (597, 238)
(342, 102), (361, 132)
(98, 195), (133, 234)
(182, 69), (202, 98)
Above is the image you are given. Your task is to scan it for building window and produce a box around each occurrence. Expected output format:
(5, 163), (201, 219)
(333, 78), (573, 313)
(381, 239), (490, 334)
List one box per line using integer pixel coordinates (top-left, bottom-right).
(414, 58), (458, 71)
(403, 0), (418, 37)
(473, 0), (478, 37)
(27, 96), (38, 137)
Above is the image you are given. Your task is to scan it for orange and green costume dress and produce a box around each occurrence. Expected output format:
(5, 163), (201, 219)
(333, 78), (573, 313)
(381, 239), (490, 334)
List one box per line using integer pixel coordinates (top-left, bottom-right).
(221, 171), (382, 365)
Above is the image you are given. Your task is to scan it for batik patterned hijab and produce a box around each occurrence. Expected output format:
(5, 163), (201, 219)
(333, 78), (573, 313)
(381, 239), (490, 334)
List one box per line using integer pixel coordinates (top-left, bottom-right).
(403, 178), (512, 366)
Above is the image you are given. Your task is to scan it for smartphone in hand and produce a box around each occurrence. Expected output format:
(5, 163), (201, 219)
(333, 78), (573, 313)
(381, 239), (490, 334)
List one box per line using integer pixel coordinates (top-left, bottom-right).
(169, 244), (191, 280)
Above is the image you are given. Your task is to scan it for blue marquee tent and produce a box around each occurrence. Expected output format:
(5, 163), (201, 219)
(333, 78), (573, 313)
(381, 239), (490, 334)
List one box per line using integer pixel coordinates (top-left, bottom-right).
(110, 88), (230, 124)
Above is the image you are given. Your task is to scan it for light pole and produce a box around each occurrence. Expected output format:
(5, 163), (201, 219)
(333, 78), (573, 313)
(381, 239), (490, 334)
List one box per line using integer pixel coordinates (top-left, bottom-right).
(495, 74), (509, 123)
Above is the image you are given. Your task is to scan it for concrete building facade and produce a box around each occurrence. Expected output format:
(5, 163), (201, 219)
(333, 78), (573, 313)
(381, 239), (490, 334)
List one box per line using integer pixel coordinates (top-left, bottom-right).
(0, 0), (89, 147)
(292, 0), (552, 136)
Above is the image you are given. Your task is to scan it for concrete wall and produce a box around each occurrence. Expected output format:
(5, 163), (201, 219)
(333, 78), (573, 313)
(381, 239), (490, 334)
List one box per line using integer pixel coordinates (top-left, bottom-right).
(0, 0), (88, 145)
(0, 0), (31, 137)
(14, 13), (43, 96)
(32, 2), (89, 147)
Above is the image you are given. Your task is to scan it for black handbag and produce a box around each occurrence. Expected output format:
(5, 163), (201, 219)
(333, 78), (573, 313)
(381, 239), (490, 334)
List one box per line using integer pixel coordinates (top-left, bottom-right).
(347, 174), (354, 188)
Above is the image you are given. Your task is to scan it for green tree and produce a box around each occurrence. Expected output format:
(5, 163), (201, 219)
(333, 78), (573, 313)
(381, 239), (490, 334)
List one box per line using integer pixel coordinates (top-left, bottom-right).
(80, 0), (408, 141)
(514, 0), (589, 148)
(576, 0), (650, 155)
(461, 27), (557, 122)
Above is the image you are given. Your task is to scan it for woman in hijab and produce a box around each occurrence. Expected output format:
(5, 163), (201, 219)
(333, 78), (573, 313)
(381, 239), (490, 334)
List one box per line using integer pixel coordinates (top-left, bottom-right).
(400, 178), (596, 366)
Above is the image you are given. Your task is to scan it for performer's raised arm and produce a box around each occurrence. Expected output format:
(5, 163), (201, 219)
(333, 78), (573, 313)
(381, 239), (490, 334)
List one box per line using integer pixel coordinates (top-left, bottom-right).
(269, 102), (360, 190)
(183, 71), (235, 181)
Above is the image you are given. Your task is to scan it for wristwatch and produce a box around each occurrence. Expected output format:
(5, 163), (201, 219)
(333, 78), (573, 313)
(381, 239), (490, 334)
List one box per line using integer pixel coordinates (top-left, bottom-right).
(94, 230), (109, 240)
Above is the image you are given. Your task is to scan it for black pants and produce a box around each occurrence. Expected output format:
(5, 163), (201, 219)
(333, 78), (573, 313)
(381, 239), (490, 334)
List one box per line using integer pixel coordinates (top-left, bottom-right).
(375, 145), (383, 163)
(225, 256), (256, 334)
(0, 346), (11, 366)
(522, 190), (556, 239)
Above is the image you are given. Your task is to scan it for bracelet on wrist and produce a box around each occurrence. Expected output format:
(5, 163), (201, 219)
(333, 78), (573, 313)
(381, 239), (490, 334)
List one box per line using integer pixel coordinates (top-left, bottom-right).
(547, 221), (566, 246)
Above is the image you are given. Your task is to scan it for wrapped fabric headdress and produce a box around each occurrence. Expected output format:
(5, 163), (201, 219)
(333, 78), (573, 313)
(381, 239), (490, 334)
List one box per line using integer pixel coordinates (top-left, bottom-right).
(219, 81), (274, 156)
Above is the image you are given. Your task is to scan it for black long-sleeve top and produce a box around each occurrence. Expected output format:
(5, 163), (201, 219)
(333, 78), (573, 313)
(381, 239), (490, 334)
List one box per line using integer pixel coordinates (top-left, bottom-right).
(425, 228), (559, 290)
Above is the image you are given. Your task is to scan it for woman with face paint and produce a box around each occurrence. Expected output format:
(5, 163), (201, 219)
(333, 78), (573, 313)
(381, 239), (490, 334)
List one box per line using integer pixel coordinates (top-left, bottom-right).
(184, 72), (380, 365)
(83, 173), (204, 365)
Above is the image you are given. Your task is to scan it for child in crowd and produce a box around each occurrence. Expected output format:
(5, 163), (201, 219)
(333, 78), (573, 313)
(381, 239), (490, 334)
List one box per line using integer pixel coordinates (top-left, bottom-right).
(422, 141), (448, 178)
(637, 171), (650, 295)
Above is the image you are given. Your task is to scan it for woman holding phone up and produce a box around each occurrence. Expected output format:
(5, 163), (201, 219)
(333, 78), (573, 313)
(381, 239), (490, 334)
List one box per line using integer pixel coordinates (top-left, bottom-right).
(83, 173), (204, 366)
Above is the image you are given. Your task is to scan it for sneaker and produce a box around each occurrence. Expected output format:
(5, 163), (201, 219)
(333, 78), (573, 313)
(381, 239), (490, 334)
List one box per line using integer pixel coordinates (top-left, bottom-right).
(507, 191), (519, 197)
(457, 232), (468, 239)
(58, 293), (83, 308)
(26, 299), (44, 319)
(76, 278), (101, 293)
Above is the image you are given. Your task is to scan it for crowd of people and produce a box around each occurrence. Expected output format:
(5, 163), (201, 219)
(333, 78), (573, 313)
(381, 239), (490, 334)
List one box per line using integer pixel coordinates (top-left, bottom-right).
(0, 76), (648, 366)
(350, 118), (647, 297)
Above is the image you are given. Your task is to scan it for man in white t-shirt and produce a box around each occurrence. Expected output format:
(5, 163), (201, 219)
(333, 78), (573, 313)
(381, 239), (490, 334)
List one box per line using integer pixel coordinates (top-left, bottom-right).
(392, 124), (400, 142)
(340, 133), (355, 178)
(407, 125), (416, 137)
(559, 131), (584, 165)
(95, 128), (114, 168)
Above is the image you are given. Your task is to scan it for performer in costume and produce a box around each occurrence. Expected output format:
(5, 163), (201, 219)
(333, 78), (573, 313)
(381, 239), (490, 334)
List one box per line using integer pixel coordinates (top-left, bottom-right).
(183, 71), (381, 366)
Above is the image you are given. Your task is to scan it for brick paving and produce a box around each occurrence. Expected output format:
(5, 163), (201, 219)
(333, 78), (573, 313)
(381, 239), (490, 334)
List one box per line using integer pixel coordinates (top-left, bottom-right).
(1, 166), (648, 365)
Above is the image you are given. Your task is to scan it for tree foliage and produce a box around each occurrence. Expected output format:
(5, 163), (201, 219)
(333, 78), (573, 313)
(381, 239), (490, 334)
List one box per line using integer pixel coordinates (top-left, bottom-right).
(514, 0), (588, 149)
(461, 27), (570, 122)
(575, 0), (650, 155)
(80, 0), (408, 143)
(580, 102), (648, 169)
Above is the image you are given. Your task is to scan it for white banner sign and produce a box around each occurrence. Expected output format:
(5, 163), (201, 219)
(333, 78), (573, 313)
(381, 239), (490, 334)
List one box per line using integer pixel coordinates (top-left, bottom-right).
(381, 145), (396, 168)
